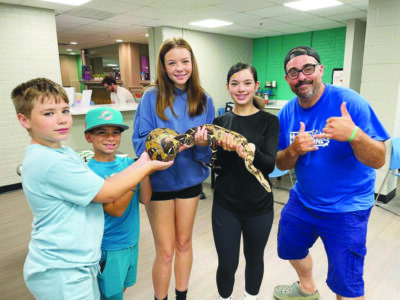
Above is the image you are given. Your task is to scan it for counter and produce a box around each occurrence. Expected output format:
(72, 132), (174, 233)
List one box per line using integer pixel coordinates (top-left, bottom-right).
(65, 104), (138, 156)
(264, 100), (288, 115)
(70, 103), (138, 115)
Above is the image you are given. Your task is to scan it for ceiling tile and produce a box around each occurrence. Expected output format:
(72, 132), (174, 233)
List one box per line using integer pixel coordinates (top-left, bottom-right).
(327, 11), (366, 21)
(215, 0), (276, 12)
(0, 0), (369, 52)
(56, 14), (95, 28)
(308, 5), (363, 17)
(246, 4), (297, 18)
(82, 0), (145, 13)
(104, 13), (154, 25)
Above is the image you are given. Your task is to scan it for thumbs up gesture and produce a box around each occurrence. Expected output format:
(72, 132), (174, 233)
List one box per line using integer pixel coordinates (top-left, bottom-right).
(317, 102), (357, 142)
(290, 121), (318, 156)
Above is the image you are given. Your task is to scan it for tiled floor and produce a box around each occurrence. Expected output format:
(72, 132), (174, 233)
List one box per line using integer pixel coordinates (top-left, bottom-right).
(1, 172), (400, 299)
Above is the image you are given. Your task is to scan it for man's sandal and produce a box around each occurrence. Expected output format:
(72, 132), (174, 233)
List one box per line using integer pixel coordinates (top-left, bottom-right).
(273, 281), (320, 300)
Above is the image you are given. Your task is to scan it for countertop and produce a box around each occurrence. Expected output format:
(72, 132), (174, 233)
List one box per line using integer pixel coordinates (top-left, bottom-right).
(264, 100), (289, 110)
(70, 103), (138, 115)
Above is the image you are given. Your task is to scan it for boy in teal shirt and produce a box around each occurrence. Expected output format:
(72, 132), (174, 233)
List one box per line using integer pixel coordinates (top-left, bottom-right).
(11, 78), (172, 300)
(84, 107), (151, 300)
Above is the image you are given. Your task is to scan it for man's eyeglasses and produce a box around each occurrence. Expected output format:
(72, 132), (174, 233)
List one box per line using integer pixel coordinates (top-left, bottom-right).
(286, 64), (319, 80)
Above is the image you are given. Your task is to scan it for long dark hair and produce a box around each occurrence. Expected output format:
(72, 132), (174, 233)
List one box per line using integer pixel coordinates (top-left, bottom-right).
(227, 62), (264, 110)
(155, 37), (207, 120)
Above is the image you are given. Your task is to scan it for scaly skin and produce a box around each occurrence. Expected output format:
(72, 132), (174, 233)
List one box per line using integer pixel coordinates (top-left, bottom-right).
(145, 124), (271, 192)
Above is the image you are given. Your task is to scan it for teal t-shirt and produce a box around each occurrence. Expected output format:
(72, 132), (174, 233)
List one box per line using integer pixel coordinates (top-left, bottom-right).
(22, 145), (104, 278)
(88, 156), (140, 251)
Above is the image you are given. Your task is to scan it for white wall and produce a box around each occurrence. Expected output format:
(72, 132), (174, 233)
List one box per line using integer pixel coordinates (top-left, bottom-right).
(343, 19), (366, 92)
(148, 26), (253, 110)
(0, 4), (61, 187)
(361, 0), (400, 196)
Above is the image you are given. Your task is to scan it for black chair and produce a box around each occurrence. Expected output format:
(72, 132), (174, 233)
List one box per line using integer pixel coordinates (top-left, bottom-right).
(225, 101), (234, 112)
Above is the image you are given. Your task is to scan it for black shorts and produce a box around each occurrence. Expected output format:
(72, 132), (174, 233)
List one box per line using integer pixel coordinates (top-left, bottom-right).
(151, 184), (202, 201)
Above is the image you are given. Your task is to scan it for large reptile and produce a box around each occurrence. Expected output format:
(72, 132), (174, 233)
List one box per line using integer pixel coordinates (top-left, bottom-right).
(145, 124), (271, 192)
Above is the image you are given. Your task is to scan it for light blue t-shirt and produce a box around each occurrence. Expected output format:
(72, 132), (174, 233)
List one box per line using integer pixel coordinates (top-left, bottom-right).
(132, 87), (215, 192)
(22, 144), (104, 278)
(87, 156), (140, 251)
(278, 84), (390, 212)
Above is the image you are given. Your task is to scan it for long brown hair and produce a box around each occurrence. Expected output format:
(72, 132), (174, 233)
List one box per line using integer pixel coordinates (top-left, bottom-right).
(155, 37), (207, 120)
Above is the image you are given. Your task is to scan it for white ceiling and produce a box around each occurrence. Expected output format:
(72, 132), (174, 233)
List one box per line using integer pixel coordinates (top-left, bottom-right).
(1, 0), (368, 54)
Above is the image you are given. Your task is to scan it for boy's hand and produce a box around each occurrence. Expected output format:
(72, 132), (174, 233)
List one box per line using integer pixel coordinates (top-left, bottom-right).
(150, 159), (173, 171)
(135, 151), (173, 172)
(135, 151), (151, 166)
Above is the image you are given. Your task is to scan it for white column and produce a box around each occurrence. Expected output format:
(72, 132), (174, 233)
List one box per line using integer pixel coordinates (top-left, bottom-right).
(362, 0), (400, 201)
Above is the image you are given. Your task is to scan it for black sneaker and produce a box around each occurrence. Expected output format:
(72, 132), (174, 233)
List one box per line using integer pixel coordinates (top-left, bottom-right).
(200, 192), (206, 199)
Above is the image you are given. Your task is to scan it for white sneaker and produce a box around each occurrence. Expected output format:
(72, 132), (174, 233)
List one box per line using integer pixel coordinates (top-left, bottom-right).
(244, 291), (257, 300)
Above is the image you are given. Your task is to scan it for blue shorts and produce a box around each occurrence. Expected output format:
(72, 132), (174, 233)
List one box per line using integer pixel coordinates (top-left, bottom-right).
(98, 245), (138, 299)
(277, 190), (371, 298)
(25, 265), (100, 300)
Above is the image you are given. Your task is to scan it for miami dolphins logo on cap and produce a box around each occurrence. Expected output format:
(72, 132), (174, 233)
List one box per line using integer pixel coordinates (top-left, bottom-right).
(97, 110), (113, 121)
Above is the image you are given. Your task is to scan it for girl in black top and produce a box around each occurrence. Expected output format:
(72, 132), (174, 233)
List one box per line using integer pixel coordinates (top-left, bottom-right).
(212, 62), (279, 300)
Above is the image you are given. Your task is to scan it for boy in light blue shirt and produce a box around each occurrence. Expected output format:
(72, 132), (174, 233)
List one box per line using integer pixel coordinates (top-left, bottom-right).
(11, 78), (172, 300)
(84, 107), (152, 299)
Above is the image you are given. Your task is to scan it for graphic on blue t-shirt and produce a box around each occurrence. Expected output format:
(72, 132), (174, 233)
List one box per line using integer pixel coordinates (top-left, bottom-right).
(279, 84), (390, 213)
(290, 129), (330, 148)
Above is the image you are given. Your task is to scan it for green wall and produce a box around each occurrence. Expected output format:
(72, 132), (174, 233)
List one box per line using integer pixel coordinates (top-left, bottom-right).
(252, 27), (346, 101)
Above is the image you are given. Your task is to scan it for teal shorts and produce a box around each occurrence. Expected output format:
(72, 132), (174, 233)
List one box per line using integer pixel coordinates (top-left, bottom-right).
(25, 265), (100, 300)
(98, 245), (138, 299)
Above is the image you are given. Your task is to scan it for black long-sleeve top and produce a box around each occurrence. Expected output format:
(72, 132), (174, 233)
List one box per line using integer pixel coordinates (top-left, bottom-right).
(212, 110), (279, 216)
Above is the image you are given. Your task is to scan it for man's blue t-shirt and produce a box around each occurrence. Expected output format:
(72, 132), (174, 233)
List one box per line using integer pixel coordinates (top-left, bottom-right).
(278, 84), (390, 212)
(88, 156), (140, 251)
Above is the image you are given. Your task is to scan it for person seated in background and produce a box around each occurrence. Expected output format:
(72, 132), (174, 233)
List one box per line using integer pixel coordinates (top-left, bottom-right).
(102, 76), (134, 104)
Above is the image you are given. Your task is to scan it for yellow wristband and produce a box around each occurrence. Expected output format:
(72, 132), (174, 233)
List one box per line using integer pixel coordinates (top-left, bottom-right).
(348, 126), (358, 142)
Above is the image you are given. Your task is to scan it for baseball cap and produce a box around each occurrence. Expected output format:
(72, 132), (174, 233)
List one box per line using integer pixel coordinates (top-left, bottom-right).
(84, 106), (129, 133)
(284, 46), (321, 70)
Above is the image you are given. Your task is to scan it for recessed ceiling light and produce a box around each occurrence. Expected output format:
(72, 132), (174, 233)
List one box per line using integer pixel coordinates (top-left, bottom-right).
(40, 0), (91, 5)
(284, 0), (343, 11)
(70, 41), (78, 45)
(107, 64), (118, 67)
(189, 19), (233, 28)
(145, 34), (149, 37)
(66, 49), (73, 51)
(70, 52), (76, 55)
(116, 39), (123, 42)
